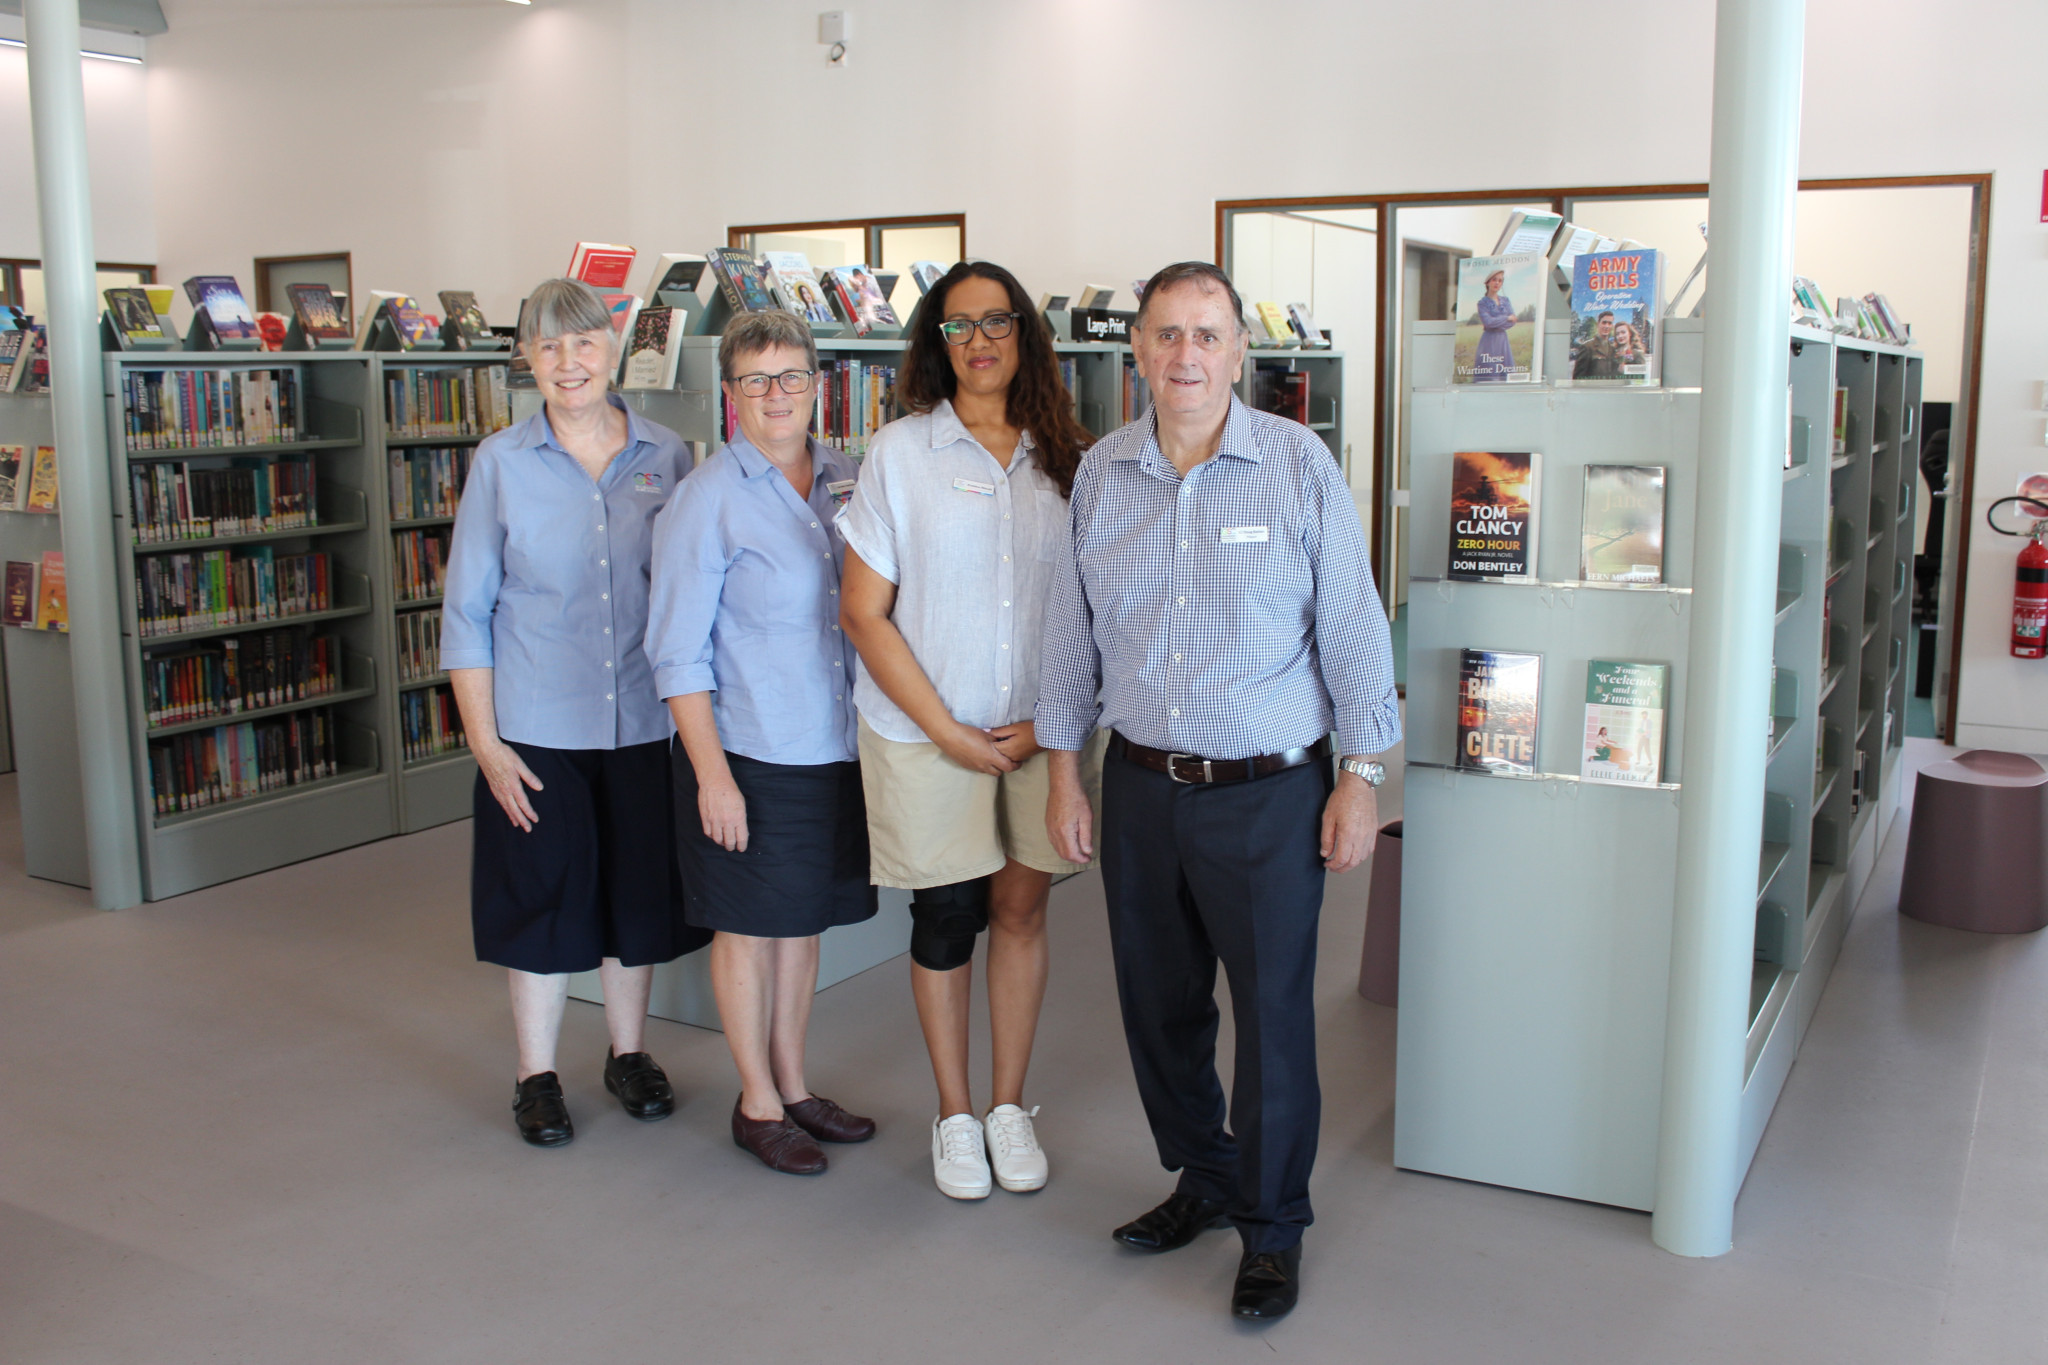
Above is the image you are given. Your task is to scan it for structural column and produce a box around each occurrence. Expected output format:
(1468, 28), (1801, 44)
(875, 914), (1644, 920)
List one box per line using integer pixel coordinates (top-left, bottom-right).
(24, 0), (143, 909)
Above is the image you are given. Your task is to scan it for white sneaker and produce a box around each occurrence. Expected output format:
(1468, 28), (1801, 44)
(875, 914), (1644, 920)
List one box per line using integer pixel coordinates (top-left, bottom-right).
(932, 1113), (991, 1200)
(984, 1104), (1048, 1193)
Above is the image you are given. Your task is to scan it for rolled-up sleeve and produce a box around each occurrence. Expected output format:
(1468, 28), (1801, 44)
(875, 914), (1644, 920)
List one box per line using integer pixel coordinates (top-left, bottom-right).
(644, 473), (729, 701)
(1034, 459), (1103, 752)
(439, 452), (503, 670)
(1306, 453), (1402, 756)
(837, 440), (899, 582)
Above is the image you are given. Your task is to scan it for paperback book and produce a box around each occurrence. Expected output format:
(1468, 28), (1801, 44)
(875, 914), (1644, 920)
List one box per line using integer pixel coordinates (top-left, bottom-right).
(621, 306), (684, 390)
(707, 249), (776, 315)
(387, 296), (440, 349)
(761, 252), (837, 325)
(1569, 250), (1663, 383)
(33, 550), (66, 632)
(1287, 302), (1326, 347)
(909, 262), (948, 295)
(255, 313), (289, 350)
(1457, 648), (1542, 776)
(1447, 450), (1541, 580)
(1254, 301), (1293, 342)
(1581, 660), (1668, 786)
(438, 291), (495, 347)
(1492, 209), (1564, 257)
(640, 253), (706, 302)
(1578, 465), (1666, 583)
(827, 265), (900, 337)
(1452, 254), (1546, 384)
(2, 560), (36, 626)
(182, 276), (260, 344)
(566, 241), (637, 290)
(285, 283), (352, 345)
(23, 445), (58, 513)
(0, 444), (22, 509)
(105, 286), (167, 345)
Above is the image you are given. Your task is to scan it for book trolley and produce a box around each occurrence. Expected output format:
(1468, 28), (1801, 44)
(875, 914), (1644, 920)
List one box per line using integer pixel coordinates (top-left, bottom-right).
(1394, 316), (1920, 1208)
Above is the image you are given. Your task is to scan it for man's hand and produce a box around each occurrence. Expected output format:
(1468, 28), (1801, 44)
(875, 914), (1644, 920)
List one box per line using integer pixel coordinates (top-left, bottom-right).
(1045, 749), (1094, 864)
(1319, 769), (1378, 873)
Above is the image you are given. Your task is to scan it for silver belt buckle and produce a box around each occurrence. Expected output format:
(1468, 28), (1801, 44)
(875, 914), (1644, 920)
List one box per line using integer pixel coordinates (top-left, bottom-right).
(1166, 753), (1211, 784)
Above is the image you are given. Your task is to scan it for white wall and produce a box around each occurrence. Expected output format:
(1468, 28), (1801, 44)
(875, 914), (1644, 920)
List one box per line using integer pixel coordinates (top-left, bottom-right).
(0, 40), (156, 264)
(71, 0), (2048, 748)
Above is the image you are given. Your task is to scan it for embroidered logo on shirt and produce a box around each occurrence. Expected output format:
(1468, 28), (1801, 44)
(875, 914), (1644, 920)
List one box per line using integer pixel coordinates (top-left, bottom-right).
(632, 472), (664, 495)
(953, 477), (997, 496)
(828, 478), (857, 507)
(1220, 525), (1270, 544)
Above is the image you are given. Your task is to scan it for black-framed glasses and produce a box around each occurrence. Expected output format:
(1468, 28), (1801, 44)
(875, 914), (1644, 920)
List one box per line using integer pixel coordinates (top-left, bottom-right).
(732, 369), (816, 397)
(939, 313), (1020, 345)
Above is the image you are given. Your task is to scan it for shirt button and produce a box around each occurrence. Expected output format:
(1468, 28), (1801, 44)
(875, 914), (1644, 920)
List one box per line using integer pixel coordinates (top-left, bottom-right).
(604, 660), (613, 668)
(1002, 685), (1010, 691)
(834, 660), (842, 667)
(602, 593), (609, 600)
(604, 627), (612, 635)
(1003, 514), (1010, 521)
(1002, 601), (1010, 608)
(1001, 642), (1009, 649)
(1177, 596), (1186, 605)
(606, 693), (614, 700)
(1002, 555), (1010, 562)
(597, 524), (604, 531)
(1172, 707), (1181, 717)
(836, 694), (843, 701)
(1180, 541), (1189, 549)
(600, 559), (608, 566)
(811, 522), (818, 528)
(830, 588), (838, 595)
(1173, 652), (1182, 661)
(593, 494), (600, 501)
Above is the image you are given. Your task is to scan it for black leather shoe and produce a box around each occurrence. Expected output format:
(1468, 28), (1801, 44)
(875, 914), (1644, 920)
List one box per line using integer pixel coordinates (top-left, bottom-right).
(1231, 1243), (1302, 1320)
(603, 1049), (675, 1121)
(512, 1071), (573, 1147)
(1111, 1192), (1232, 1252)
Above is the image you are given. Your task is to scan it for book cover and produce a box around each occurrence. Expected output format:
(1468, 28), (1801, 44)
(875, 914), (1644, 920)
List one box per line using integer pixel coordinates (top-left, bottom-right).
(640, 253), (706, 301)
(621, 306), (681, 390)
(1, 560), (35, 626)
(0, 444), (22, 510)
(285, 282), (351, 341)
(32, 550), (66, 632)
(182, 276), (259, 342)
(1457, 648), (1542, 776)
(761, 252), (837, 325)
(1452, 254), (1545, 384)
(355, 290), (406, 348)
(566, 241), (636, 290)
(255, 312), (289, 350)
(438, 290), (493, 342)
(1254, 301), (1292, 341)
(1286, 302), (1326, 346)
(23, 445), (58, 513)
(387, 296), (437, 349)
(1581, 660), (1669, 786)
(1492, 209), (1564, 257)
(830, 266), (900, 330)
(600, 292), (640, 354)
(1579, 465), (1666, 583)
(1447, 450), (1541, 580)
(1831, 387), (1848, 454)
(1076, 284), (1117, 310)
(909, 261), (948, 295)
(105, 286), (164, 342)
(705, 249), (772, 314)
(1569, 250), (1663, 384)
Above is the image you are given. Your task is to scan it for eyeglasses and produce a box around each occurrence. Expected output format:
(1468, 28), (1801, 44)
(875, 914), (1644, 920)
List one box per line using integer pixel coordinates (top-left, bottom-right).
(938, 313), (1020, 345)
(732, 369), (816, 397)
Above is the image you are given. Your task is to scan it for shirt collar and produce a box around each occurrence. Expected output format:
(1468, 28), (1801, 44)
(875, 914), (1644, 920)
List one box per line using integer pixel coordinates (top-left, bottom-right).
(929, 398), (1037, 464)
(509, 392), (652, 455)
(727, 433), (843, 484)
(1119, 395), (1262, 467)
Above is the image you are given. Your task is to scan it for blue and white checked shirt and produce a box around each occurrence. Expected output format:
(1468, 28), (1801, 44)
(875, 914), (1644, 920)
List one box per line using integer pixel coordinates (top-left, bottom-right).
(441, 396), (689, 750)
(1036, 397), (1401, 762)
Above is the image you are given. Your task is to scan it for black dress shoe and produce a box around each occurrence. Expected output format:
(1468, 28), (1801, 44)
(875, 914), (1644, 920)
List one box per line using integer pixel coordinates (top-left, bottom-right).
(603, 1049), (675, 1121)
(1111, 1192), (1233, 1252)
(1231, 1243), (1302, 1320)
(513, 1071), (573, 1147)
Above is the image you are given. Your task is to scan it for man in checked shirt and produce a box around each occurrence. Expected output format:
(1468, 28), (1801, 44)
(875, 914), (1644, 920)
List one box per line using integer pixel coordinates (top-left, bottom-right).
(1038, 261), (1400, 1322)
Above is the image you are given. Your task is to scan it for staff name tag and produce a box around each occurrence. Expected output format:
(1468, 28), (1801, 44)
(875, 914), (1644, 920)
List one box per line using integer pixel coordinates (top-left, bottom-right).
(1220, 525), (1269, 544)
(953, 477), (997, 496)
(827, 478), (857, 507)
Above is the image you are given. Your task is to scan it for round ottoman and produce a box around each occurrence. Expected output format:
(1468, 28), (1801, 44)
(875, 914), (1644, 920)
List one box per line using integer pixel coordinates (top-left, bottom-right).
(1898, 750), (2048, 934)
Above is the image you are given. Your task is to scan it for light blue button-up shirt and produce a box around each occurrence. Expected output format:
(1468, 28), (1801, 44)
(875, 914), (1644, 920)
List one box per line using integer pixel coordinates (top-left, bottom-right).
(644, 435), (861, 766)
(440, 396), (689, 750)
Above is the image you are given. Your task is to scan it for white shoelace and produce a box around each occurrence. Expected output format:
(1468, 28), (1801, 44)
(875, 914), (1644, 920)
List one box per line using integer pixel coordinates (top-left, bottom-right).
(986, 1106), (1041, 1157)
(939, 1117), (985, 1164)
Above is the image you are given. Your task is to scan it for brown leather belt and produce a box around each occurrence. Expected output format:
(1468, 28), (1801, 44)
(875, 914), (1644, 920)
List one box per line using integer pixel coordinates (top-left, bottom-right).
(1111, 732), (1334, 785)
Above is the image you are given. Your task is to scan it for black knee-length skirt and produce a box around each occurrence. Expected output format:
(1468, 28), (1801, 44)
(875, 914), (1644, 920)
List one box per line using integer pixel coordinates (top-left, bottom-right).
(672, 746), (878, 938)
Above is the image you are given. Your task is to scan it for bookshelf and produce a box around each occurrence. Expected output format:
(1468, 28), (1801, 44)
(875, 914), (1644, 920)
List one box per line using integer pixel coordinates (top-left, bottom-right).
(1235, 348), (1346, 472)
(1392, 316), (1920, 1210)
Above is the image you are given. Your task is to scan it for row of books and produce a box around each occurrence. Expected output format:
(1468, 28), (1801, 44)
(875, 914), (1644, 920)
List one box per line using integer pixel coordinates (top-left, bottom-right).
(401, 684), (467, 763)
(136, 548), (333, 637)
(1118, 360), (1153, 426)
(811, 360), (897, 458)
(383, 365), (512, 439)
(1249, 366), (1311, 425)
(121, 367), (303, 450)
(1447, 452), (1666, 586)
(1, 553), (67, 631)
(129, 454), (318, 544)
(1457, 649), (1670, 786)
(392, 528), (450, 603)
(0, 444), (58, 513)
(397, 607), (445, 682)
(1793, 278), (1910, 344)
(1251, 301), (1328, 348)
(146, 707), (342, 816)
(143, 628), (341, 728)
(389, 446), (473, 522)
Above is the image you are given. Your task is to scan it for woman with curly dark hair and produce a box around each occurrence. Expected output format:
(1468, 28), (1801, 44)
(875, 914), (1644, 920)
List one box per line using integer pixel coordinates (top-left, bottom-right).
(839, 260), (1104, 1201)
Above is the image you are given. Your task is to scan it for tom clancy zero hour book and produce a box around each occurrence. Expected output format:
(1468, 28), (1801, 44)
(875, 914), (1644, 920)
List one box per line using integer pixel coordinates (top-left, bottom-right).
(1581, 660), (1668, 786)
(1579, 465), (1666, 583)
(1457, 648), (1542, 777)
(1448, 450), (1541, 580)
(1569, 250), (1664, 384)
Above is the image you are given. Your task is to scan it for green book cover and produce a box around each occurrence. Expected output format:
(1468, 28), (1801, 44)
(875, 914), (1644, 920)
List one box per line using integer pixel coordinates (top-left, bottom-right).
(1579, 464), (1665, 583)
(1582, 659), (1668, 786)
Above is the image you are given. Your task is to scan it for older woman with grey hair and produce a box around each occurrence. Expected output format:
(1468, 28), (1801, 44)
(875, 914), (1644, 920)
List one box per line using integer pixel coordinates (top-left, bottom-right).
(443, 277), (707, 1148)
(645, 309), (878, 1175)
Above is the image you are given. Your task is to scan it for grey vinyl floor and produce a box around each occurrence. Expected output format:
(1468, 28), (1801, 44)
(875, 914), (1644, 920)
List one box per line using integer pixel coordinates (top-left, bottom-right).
(2, 738), (2043, 1362)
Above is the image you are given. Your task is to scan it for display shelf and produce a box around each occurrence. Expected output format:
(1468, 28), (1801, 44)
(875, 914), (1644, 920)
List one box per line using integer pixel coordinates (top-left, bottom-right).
(136, 593), (373, 646)
(1813, 766), (1841, 809)
(1759, 841), (1793, 900)
(148, 681), (378, 738)
(133, 519), (368, 555)
(398, 671), (449, 692)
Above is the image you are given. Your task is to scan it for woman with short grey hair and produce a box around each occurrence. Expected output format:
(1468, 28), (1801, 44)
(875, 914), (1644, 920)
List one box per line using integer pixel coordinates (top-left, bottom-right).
(645, 307), (879, 1174)
(444, 277), (707, 1148)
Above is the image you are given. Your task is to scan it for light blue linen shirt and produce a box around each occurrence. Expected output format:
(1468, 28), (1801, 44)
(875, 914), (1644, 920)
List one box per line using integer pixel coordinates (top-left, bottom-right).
(644, 435), (861, 766)
(439, 395), (689, 750)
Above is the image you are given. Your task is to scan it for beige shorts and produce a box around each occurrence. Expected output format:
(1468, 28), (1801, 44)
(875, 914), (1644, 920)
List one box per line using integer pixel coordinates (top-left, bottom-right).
(857, 716), (1107, 889)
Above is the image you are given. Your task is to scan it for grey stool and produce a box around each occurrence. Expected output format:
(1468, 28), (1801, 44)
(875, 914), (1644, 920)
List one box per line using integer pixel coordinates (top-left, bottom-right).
(1358, 820), (1402, 1005)
(1898, 750), (2048, 934)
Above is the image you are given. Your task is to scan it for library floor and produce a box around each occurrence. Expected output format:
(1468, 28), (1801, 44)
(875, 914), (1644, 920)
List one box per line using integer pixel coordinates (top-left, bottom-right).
(3, 740), (2045, 1363)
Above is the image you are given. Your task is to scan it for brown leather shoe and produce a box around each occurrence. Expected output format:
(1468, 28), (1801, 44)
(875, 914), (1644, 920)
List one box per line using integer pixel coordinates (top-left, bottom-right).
(731, 1098), (827, 1175)
(783, 1094), (877, 1143)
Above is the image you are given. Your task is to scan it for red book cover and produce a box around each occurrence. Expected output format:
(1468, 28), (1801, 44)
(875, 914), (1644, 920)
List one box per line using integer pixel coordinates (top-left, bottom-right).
(568, 242), (637, 290)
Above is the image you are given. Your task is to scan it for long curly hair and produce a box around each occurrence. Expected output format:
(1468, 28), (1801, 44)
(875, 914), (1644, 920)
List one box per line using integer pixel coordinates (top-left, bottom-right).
(897, 261), (1092, 497)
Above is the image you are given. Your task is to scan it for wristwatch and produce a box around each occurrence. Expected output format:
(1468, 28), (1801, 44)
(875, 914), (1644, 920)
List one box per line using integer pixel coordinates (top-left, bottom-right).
(1339, 757), (1386, 787)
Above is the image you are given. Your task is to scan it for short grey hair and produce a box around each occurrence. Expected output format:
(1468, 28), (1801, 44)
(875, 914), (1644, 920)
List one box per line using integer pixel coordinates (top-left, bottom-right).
(518, 278), (614, 350)
(719, 309), (818, 382)
(1135, 261), (1249, 336)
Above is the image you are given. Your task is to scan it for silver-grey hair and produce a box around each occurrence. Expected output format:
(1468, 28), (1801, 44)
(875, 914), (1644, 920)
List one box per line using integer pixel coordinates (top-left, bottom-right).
(518, 277), (615, 350)
(1135, 261), (1249, 336)
(719, 308), (818, 382)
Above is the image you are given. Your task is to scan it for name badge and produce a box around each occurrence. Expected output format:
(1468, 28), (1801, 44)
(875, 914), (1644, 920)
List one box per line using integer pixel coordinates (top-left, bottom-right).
(953, 477), (997, 496)
(1220, 525), (1269, 544)
(827, 478), (856, 507)
(631, 472), (664, 495)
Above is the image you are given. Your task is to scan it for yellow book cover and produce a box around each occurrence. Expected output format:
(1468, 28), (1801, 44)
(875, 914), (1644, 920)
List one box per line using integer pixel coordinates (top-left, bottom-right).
(1255, 301), (1291, 341)
(23, 444), (57, 513)
(33, 550), (66, 631)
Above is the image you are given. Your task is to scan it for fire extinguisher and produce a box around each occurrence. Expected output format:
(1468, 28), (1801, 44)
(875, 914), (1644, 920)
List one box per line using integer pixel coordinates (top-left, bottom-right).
(1987, 495), (2048, 658)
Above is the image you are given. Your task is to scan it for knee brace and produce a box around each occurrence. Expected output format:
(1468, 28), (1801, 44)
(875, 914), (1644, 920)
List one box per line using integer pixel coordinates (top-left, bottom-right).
(909, 877), (991, 972)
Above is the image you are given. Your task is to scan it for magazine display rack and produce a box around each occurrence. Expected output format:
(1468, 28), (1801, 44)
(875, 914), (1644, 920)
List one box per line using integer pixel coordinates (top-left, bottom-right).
(1393, 316), (1920, 1210)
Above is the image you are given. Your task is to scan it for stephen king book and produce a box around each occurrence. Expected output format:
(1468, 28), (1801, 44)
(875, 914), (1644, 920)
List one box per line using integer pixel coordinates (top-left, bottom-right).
(1579, 464), (1666, 583)
(1457, 648), (1542, 776)
(1447, 450), (1541, 580)
(1581, 660), (1668, 786)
